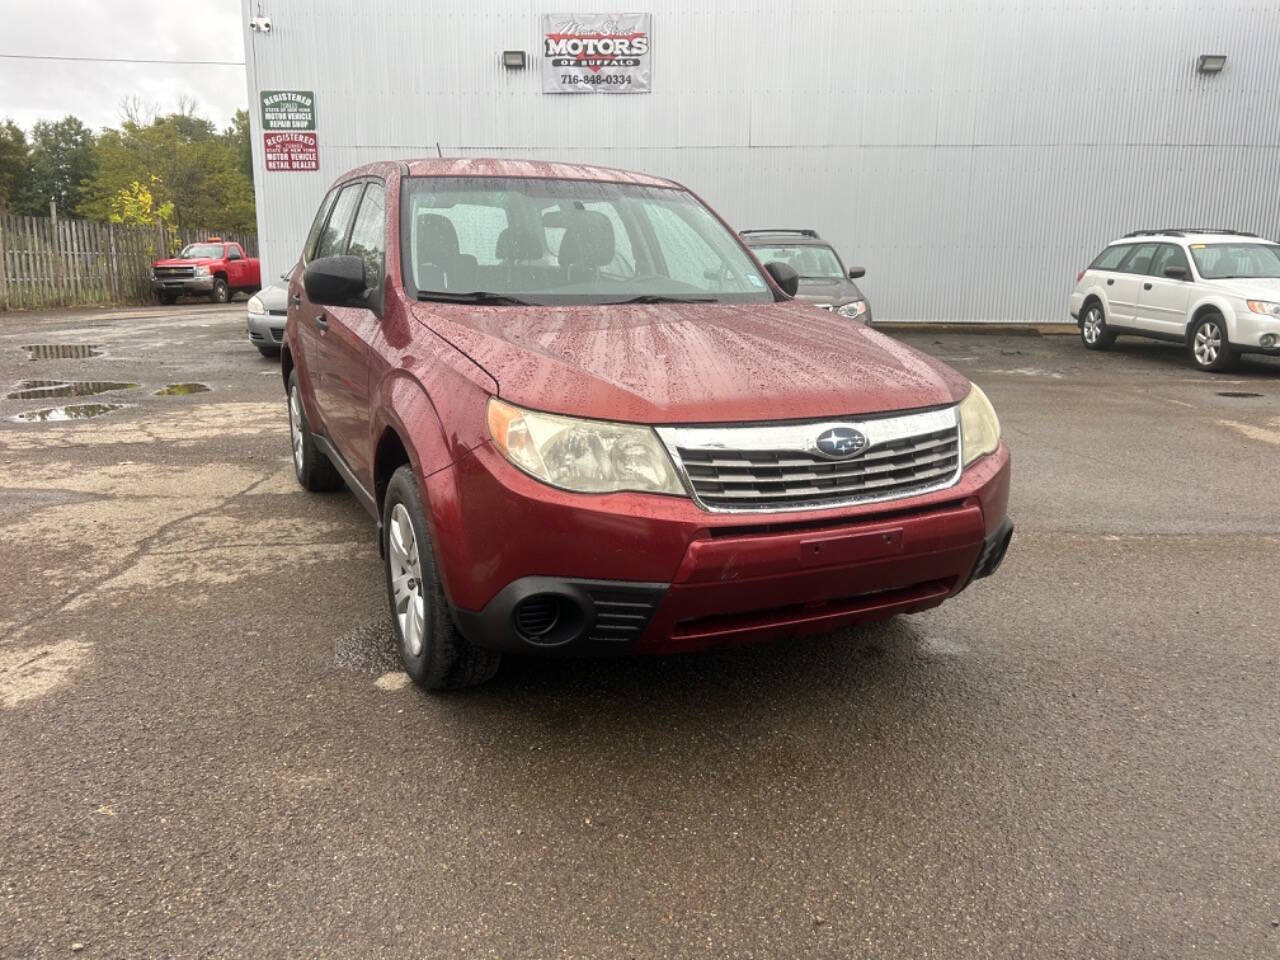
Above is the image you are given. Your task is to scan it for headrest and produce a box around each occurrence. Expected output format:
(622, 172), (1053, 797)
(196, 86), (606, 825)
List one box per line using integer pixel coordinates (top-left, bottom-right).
(416, 214), (459, 263)
(558, 210), (615, 269)
(495, 227), (541, 261)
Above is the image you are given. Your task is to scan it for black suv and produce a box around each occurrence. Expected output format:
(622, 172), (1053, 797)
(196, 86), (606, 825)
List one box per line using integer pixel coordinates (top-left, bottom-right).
(740, 229), (870, 323)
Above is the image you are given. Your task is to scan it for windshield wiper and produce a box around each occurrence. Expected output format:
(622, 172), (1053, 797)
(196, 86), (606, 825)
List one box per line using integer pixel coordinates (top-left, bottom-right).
(604, 294), (719, 304)
(417, 290), (531, 305)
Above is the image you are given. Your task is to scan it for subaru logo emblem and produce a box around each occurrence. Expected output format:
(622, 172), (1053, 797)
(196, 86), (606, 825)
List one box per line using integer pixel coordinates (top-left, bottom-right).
(814, 426), (868, 459)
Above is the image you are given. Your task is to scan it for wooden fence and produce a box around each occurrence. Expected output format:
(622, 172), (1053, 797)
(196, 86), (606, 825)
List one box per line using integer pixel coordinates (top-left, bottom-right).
(0, 214), (258, 311)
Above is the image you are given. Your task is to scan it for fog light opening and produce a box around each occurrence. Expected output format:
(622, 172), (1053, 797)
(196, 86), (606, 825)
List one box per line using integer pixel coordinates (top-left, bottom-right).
(513, 594), (564, 642)
(1261, 333), (1278, 349)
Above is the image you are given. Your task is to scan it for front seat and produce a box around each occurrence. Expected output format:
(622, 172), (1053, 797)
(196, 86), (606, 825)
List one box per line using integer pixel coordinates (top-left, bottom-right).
(558, 211), (615, 284)
(416, 214), (477, 291)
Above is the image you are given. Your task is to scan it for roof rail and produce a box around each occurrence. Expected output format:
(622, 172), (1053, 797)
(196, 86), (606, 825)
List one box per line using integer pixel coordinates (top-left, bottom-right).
(739, 228), (820, 239)
(1123, 227), (1258, 238)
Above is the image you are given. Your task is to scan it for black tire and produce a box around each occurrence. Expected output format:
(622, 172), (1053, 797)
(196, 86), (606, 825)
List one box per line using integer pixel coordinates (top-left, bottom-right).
(158, 291), (178, 305)
(286, 370), (341, 492)
(256, 344), (281, 359)
(1080, 302), (1115, 350)
(1188, 313), (1237, 372)
(383, 465), (501, 691)
(210, 278), (230, 303)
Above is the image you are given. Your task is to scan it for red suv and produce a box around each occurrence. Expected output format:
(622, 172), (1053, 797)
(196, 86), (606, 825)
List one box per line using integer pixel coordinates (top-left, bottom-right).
(284, 159), (1012, 690)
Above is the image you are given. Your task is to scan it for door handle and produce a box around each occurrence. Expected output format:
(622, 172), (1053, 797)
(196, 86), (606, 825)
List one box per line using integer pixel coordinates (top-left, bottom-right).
(1106, 278), (1114, 285)
(290, 293), (301, 308)
(1143, 282), (1152, 290)
(313, 315), (329, 331)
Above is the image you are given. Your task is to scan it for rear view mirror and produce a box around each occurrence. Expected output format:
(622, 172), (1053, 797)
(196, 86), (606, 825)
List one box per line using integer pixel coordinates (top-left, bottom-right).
(848, 267), (866, 280)
(1163, 265), (1190, 280)
(764, 261), (800, 297)
(304, 255), (369, 308)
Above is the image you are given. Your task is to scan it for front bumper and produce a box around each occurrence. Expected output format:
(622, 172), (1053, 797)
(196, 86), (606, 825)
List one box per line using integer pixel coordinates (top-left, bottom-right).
(434, 439), (1012, 656)
(152, 276), (215, 294)
(246, 312), (286, 347)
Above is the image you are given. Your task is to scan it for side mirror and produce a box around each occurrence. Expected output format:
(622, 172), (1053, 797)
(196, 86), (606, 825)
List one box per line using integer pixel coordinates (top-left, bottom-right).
(304, 255), (369, 308)
(764, 261), (800, 297)
(1163, 265), (1190, 281)
(848, 267), (866, 280)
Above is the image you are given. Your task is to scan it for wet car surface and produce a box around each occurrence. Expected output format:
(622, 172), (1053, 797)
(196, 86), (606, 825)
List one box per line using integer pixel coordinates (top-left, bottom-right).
(1, 306), (1278, 958)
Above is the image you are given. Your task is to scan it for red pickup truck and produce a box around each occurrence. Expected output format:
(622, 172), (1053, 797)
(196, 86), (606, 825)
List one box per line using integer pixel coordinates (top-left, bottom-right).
(151, 239), (261, 304)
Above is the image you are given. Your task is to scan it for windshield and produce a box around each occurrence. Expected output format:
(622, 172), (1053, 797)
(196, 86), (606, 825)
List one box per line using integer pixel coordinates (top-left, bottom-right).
(178, 244), (224, 259)
(399, 177), (773, 305)
(1189, 243), (1280, 279)
(747, 243), (844, 279)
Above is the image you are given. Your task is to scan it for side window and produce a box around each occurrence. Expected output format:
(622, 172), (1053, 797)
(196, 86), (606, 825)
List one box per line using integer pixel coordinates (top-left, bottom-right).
(644, 204), (724, 288)
(1091, 245), (1130, 271)
(1149, 244), (1189, 277)
(303, 189), (339, 263)
(347, 183), (386, 289)
(227, 245), (242, 261)
(314, 183), (363, 260)
(1120, 243), (1158, 275)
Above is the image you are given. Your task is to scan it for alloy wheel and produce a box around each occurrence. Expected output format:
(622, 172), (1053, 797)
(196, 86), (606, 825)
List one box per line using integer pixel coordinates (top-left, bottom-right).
(288, 386), (304, 472)
(388, 503), (426, 657)
(1083, 307), (1103, 344)
(1194, 322), (1222, 366)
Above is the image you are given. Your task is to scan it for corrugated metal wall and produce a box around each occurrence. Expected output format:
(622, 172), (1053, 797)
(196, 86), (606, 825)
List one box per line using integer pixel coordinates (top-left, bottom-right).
(243, 0), (1280, 322)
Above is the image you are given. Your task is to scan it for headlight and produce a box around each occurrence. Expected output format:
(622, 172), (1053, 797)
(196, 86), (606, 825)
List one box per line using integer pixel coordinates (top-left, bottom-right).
(958, 383), (1000, 467)
(835, 299), (868, 320)
(194, 265), (211, 277)
(246, 294), (265, 316)
(487, 398), (685, 496)
(1247, 300), (1280, 318)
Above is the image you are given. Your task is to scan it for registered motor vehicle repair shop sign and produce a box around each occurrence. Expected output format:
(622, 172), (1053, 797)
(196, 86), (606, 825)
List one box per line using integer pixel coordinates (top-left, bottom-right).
(261, 90), (320, 171)
(542, 13), (651, 93)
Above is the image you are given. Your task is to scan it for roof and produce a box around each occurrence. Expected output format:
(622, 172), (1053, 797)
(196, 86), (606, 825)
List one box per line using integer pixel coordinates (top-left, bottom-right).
(395, 157), (680, 187)
(739, 229), (828, 244)
(1114, 228), (1264, 243)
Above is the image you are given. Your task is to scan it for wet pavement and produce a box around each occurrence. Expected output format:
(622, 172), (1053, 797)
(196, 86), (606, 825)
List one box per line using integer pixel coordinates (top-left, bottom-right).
(1, 305), (1278, 959)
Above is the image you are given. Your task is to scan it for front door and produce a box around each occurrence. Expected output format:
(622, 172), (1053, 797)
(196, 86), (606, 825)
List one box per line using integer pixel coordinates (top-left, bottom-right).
(1133, 243), (1193, 336)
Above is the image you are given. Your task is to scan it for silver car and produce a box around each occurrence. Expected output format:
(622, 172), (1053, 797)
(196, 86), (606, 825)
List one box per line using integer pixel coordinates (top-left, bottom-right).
(741, 229), (871, 323)
(246, 281), (288, 357)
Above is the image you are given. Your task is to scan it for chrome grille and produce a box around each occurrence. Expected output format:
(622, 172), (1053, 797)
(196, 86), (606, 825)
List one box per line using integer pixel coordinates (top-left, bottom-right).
(657, 406), (962, 513)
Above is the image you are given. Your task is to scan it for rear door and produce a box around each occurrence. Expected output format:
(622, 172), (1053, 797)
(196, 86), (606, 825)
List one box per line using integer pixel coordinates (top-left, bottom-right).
(295, 181), (363, 435)
(1107, 243), (1158, 326)
(318, 180), (385, 487)
(1133, 243), (1193, 336)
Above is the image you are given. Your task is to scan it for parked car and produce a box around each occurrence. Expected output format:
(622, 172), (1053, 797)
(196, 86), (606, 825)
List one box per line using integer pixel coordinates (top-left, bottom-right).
(246, 281), (288, 357)
(740, 228), (871, 323)
(283, 159), (1012, 690)
(1070, 228), (1280, 372)
(151, 240), (261, 304)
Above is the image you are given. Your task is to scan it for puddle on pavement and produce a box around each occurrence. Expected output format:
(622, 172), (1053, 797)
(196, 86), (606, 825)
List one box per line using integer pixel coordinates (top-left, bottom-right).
(154, 382), (211, 396)
(23, 344), (103, 360)
(9, 402), (131, 423)
(1216, 391), (1263, 399)
(5, 380), (138, 401)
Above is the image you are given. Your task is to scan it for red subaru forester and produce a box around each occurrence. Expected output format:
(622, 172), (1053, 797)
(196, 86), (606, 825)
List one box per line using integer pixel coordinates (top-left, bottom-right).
(284, 158), (1012, 690)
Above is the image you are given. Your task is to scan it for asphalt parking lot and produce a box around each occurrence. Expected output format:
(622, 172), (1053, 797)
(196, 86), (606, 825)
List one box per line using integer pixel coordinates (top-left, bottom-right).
(1, 304), (1278, 959)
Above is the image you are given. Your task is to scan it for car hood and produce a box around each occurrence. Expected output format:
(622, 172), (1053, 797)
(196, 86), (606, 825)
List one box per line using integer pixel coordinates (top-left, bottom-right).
(1200, 276), (1280, 299)
(793, 277), (862, 306)
(153, 257), (219, 267)
(254, 282), (289, 312)
(413, 300), (970, 424)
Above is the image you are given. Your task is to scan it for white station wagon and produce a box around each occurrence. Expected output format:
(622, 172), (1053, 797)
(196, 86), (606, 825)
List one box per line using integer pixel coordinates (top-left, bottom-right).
(1069, 229), (1280, 372)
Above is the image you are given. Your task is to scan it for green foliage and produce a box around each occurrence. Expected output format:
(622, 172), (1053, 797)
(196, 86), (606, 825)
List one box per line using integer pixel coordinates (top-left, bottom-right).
(15, 116), (96, 216)
(107, 175), (176, 228)
(82, 105), (256, 233)
(0, 120), (28, 211)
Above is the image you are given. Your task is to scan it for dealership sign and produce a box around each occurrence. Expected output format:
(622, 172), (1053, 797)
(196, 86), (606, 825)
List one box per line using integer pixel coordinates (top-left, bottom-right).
(264, 132), (319, 172)
(261, 90), (319, 172)
(541, 13), (651, 93)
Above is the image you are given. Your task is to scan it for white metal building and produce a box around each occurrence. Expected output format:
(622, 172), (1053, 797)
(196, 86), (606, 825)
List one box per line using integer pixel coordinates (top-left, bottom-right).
(242, 0), (1280, 323)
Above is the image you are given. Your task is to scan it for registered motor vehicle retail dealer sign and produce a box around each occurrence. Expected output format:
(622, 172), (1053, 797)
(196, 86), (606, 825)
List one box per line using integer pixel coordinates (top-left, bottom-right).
(261, 90), (319, 172)
(542, 13), (651, 93)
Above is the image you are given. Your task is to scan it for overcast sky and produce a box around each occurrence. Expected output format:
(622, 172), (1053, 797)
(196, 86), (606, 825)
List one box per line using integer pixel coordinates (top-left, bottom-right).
(0, 0), (246, 133)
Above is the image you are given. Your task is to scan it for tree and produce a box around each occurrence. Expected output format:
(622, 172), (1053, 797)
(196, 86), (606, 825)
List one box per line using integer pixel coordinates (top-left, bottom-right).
(0, 120), (28, 212)
(82, 103), (256, 233)
(19, 116), (96, 216)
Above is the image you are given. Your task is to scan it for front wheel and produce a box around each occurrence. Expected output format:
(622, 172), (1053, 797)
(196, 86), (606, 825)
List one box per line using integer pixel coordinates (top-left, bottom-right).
(1080, 303), (1115, 350)
(383, 465), (501, 691)
(210, 278), (230, 303)
(1189, 314), (1237, 372)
